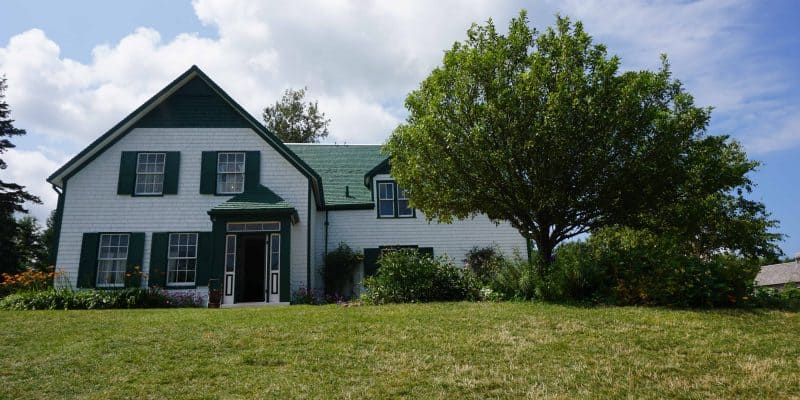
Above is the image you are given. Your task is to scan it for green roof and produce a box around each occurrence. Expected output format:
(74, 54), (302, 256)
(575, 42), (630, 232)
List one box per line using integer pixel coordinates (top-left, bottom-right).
(209, 185), (297, 220)
(286, 144), (387, 208)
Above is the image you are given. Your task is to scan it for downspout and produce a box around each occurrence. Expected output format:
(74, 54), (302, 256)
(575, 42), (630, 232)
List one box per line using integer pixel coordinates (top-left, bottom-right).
(324, 210), (329, 256)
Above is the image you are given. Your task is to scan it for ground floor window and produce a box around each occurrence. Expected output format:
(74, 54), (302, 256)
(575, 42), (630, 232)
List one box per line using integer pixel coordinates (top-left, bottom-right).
(167, 233), (198, 286)
(96, 233), (129, 287)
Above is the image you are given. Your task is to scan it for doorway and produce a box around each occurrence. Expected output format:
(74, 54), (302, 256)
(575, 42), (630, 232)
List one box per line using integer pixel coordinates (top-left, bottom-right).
(236, 234), (267, 302)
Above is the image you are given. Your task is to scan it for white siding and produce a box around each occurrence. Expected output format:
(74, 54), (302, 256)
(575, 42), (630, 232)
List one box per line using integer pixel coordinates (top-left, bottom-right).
(314, 174), (528, 289)
(55, 128), (310, 293)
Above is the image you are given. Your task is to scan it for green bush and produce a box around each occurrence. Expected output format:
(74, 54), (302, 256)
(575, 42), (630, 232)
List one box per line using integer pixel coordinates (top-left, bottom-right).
(485, 256), (538, 300)
(362, 249), (480, 304)
(751, 285), (800, 311)
(464, 245), (506, 284)
(538, 226), (762, 307)
(0, 288), (204, 310)
(323, 243), (363, 299)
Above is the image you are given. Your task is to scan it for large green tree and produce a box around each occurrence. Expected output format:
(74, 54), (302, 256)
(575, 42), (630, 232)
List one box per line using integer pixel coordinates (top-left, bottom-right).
(384, 12), (780, 273)
(263, 87), (330, 143)
(0, 75), (41, 275)
(14, 216), (49, 272)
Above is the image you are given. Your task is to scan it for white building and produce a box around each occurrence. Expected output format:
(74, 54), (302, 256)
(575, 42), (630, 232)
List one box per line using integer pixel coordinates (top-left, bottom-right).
(47, 66), (527, 305)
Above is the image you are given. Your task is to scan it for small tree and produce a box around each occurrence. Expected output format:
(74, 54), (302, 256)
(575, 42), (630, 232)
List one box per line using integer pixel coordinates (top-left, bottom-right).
(0, 76), (41, 276)
(263, 87), (330, 143)
(323, 243), (363, 298)
(14, 216), (49, 272)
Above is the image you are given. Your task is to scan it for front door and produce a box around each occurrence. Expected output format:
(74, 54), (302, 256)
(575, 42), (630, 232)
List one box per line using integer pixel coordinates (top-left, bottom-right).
(236, 234), (267, 302)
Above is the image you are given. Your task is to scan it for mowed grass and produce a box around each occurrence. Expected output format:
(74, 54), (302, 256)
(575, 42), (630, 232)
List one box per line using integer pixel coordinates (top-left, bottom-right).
(1, 303), (798, 399)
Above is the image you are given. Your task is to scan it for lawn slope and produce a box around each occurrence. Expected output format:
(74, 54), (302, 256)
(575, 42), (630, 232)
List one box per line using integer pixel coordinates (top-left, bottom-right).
(1, 302), (798, 399)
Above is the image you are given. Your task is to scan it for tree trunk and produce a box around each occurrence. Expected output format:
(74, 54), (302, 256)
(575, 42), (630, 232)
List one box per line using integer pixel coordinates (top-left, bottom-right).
(532, 236), (555, 278)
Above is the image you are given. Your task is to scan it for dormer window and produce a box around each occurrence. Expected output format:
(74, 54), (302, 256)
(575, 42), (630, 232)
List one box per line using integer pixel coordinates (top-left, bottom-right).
(376, 180), (415, 218)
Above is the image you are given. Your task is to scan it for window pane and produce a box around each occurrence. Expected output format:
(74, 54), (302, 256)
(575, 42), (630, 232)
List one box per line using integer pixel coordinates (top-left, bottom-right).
(398, 199), (413, 217)
(379, 199), (394, 217)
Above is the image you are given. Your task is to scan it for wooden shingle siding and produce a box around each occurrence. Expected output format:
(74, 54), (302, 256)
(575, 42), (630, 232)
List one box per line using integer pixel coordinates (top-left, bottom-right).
(55, 128), (310, 294)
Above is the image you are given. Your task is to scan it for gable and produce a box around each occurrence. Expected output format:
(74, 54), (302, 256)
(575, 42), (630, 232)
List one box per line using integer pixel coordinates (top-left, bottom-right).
(136, 76), (250, 128)
(47, 66), (325, 207)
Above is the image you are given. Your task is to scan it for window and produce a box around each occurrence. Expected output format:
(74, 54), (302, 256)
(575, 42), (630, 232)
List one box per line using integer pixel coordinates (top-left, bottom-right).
(378, 182), (394, 217)
(377, 181), (414, 218)
(217, 152), (245, 194)
(135, 153), (165, 195)
(97, 234), (129, 287)
(270, 234), (280, 271)
(167, 233), (198, 286)
(226, 222), (280, 232)
(397, 187), (413, 217)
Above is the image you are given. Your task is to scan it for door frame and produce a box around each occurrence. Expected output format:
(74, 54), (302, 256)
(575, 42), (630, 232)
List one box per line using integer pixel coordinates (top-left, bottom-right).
(210, 213), (292, 304)
(235, 233), (268, 303)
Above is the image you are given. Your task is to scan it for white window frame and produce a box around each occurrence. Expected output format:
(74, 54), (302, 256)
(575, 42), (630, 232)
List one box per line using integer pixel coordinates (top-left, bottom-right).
(216, 152), (246, 194)
(396, 186), (413, 217)
(166, 233), (198, 287)
(134, 152), (166, 195)
(378, 182), (395, 217)
(96, 233), (129, 288)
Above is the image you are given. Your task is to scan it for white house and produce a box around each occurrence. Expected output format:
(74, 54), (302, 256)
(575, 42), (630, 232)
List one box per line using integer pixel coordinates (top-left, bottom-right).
(47, 66), (528, 305)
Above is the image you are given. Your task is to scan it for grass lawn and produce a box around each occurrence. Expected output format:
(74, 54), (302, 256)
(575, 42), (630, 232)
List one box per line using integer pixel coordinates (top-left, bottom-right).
(1, 302), (798, 399)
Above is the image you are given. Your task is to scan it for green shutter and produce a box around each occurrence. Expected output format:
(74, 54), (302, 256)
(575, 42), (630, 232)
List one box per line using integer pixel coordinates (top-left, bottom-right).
(419, 247), (434, 258)
(363, 248), (380, 277)
(196, 232), (212, 287)
(148, 233), (169, 288)
(125, 233), (145, 287)
(245, 151), (260, 190)
(117, 152), (138, 195)
(77, 233), (99, 288)
(163, 152), (180, 195)
(200, 151), (217, 194)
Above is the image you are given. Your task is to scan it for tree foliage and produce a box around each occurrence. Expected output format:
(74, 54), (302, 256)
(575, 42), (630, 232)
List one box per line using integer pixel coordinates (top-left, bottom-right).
(263, 87), (330, 143)
(15, 216), (50, 272)
(0, 75), (41, 275)
(384, 12), (781, 273)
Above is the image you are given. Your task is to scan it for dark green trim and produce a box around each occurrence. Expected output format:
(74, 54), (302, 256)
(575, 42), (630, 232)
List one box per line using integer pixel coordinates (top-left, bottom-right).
(47, 65), (326, 209)
(209, 213), (292, 303)
(325, 203), (373, 211)
(117, 152), (138, 195)
(196, 232), (213, 287)
(200, 151), (217, 194)
(77, 233), (99, 288)
(125, 232), (145, 287)
(375, 180), (416, 219)
(148, 232), (169, 288)
(244, 151), (260, 192)
(306, 182), (312, 289)
(49, 183), (66, 267)
(163, 152), (180, 195)
(363, 158), (390, 187)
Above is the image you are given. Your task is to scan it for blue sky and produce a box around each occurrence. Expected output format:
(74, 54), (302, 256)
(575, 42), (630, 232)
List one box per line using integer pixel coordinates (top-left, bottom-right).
(0, 0), (798, 255)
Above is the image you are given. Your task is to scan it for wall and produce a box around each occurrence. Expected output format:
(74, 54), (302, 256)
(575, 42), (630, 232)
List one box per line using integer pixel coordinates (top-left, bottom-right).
(55, 127), (310, 293)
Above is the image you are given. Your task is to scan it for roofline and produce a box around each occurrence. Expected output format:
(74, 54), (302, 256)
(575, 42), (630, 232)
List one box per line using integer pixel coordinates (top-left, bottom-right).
(285, 143), (384, 146)
(363, 157), (390, 187)
(47, 65), (326, 208)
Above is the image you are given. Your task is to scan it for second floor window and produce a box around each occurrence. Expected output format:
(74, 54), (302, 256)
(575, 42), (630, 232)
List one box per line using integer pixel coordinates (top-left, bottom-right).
(217, 152), (245, 194)
(377, 181), (414, 218)
(135, 153), (165, 195)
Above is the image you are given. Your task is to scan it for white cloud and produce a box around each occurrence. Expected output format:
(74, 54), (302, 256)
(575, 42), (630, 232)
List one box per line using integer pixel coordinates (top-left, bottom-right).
(0, 0), (796, 215)
(0, 148), (67, 223)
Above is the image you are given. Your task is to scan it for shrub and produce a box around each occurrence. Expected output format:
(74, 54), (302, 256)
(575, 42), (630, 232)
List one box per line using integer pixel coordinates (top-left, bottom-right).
(485, 256), (538, 301)
(464, 245), (505, 284)
(751, 285), (800, 311)
(362, 249), (480, 304)
(0, 288), (203, 310)
(323, 243), (363, 299)
(537, 226), (763, 307)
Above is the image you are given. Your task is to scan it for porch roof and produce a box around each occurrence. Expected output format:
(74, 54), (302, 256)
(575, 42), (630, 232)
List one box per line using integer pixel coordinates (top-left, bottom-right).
(208, 185), (299, 222)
